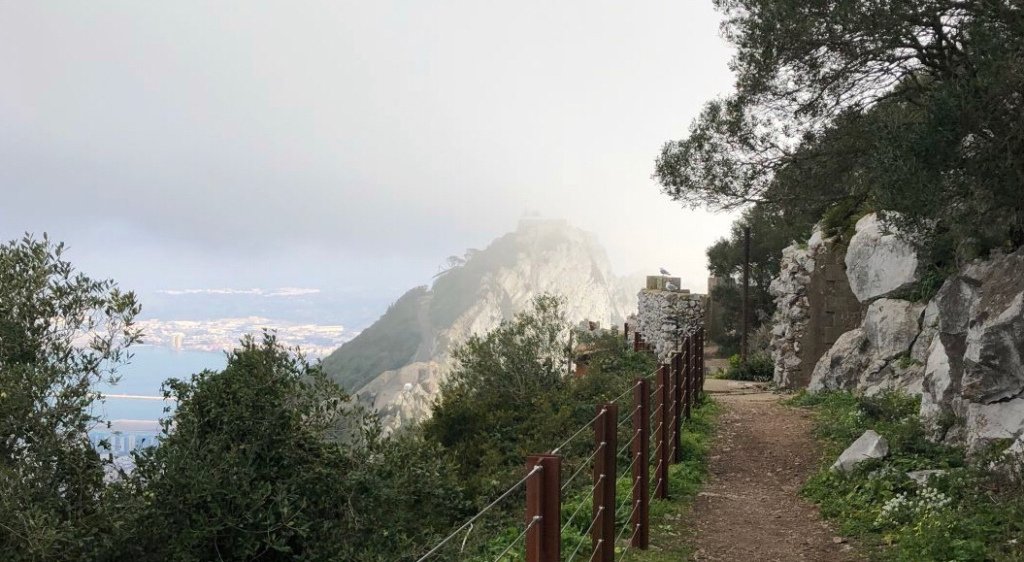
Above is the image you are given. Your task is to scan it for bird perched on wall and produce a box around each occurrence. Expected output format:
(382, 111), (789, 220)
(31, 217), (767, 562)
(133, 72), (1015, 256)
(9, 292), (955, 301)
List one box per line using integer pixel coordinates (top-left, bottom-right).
(665, 282), (678, 291)
(659, 267), (671, 275)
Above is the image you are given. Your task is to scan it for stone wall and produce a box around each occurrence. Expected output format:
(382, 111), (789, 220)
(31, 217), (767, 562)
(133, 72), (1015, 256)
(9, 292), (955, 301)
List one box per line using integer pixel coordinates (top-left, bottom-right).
(770, 227), (864, 388)
(636, 288), (704, 363)
(794, 212), (1024, 453)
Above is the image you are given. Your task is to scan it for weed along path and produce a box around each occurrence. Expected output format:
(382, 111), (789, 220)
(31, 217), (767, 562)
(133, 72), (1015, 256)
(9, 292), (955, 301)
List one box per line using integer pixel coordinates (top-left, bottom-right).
(686, 380), (860, 561)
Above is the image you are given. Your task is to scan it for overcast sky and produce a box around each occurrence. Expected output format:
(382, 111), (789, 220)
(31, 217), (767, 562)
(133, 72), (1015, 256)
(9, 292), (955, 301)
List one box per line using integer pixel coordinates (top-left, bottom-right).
(0, 1), (738, 305)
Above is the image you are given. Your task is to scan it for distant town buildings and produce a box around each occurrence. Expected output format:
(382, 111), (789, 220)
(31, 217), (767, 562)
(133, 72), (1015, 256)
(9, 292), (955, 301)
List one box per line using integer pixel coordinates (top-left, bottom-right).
(89, 420), (163, 457)
(136, 317), (354, 357)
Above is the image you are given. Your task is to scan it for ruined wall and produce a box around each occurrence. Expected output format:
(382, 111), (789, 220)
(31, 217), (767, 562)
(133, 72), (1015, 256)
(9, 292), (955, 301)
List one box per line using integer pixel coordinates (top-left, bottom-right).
(771, 227), (864, 388)
(636, 286), (704, 363)
(801, 242), (865, 386)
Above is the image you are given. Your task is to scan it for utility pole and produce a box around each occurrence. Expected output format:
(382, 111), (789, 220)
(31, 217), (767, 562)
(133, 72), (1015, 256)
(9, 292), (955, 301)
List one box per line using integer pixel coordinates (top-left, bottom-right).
(741, 226), (751, 367)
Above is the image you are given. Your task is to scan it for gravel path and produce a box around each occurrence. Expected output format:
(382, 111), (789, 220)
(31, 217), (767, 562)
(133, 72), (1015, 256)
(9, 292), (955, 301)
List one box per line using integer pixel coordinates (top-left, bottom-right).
(687, 380), (861, 561)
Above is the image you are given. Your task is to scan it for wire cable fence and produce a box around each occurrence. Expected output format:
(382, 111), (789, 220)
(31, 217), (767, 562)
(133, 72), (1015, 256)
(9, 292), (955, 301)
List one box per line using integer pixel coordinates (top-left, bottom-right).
(413, 327), (706, 562)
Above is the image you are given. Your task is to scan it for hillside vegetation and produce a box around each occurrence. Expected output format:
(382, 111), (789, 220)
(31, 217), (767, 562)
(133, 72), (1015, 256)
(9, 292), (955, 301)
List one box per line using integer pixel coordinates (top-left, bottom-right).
(659, 0), (1024, 352)
(321, 286), (427, 391)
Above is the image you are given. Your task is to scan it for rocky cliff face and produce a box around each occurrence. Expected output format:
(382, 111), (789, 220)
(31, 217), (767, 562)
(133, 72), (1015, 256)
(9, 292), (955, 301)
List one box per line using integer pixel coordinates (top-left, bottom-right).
(785, 212), (1024, 453)
(323, 219), (638, 431)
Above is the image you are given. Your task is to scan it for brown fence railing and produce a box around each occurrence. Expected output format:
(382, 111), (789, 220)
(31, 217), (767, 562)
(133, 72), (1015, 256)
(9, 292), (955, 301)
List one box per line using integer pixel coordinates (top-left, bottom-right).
(415, 327), (706, 562)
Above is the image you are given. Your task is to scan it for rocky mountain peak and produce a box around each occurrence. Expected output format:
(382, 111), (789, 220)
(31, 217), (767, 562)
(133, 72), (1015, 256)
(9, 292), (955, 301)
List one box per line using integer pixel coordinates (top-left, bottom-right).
(322, 220), (638, 431)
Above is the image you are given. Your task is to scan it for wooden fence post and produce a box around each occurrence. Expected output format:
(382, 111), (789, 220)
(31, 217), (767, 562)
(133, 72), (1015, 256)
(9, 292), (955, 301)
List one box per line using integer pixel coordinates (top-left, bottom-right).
(525, 454), (561, 562)
(592, 404), (617, 562)
(697, 328), (705, 403)
(683, 334), (693, 421)
(654, 366), (671, 499)
(632, 378), (649, 549)
(672, 351), (684, 463)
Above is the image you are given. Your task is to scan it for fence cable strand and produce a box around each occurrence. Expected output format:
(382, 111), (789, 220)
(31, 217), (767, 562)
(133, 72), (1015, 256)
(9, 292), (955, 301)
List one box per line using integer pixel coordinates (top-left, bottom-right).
(618, 524), (642, 561)
(415, 464), (542, 561)
(616, 428), (640, 459)
(608, 380), (641, 405)
(615, 469), (644, 519)
(566, 506), (604, 562)
(552, 408), (607, 455)
(617, 405), (641, 429)
(561, 442), (605, 492)
(490, 515), (540, 562)
(562, 473), (605, 533)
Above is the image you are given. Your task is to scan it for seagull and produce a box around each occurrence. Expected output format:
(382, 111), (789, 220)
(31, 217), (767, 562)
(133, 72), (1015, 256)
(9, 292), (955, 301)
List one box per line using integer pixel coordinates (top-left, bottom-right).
(659, 267), (671, 276)
(665, 282), (678, 291)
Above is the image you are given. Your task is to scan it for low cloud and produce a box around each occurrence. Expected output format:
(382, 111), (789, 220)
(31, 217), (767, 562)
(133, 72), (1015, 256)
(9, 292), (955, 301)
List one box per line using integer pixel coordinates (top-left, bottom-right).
(156, 288), (321, 297)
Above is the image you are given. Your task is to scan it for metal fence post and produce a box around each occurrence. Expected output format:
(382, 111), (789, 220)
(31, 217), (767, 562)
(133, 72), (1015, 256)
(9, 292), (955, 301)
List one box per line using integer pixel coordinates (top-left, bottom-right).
(632, 378), (649, 549)
(654, 366), (671, 499)
(525, 454), (561, 562)
(592, 404), (617, 562)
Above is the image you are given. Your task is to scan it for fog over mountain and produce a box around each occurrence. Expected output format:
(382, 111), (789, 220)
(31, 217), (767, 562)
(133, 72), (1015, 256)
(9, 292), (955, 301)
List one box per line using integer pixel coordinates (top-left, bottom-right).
(324, 219), (642, 430)
(0, 1), (737, 308)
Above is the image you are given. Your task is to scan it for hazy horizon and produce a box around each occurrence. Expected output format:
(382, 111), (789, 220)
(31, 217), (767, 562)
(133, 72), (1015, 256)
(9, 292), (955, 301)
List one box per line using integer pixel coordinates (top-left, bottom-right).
(1, 2), (739, 306)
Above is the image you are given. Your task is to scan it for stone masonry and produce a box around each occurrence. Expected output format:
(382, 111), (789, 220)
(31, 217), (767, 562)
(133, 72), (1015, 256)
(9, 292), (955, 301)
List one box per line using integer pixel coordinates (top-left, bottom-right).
(636, 280), (705, 363)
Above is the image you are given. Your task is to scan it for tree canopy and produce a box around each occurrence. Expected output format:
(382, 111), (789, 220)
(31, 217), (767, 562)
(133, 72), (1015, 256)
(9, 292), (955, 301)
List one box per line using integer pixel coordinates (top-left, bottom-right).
(0, 234), (141, 559)
(657, 0), (1024, 257)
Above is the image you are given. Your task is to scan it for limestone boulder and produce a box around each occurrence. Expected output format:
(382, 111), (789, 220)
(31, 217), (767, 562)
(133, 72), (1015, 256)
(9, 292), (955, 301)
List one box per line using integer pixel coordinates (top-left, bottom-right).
(809, 298), (926, 394)
(920, 334), (965, 423)
(832, 430), (889, 472)
(862, 299), (926, 361)
(906, 469), (946, 486)
(809, 329), (870, 392)
(961, 250), (1024, 403)
(845, 213), (920, 303)
(964, 399), (1024, 448)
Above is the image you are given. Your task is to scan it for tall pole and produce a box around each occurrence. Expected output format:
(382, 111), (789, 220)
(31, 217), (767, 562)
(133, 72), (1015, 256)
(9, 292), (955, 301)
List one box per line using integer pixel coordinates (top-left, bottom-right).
(741, 225), (751, 367)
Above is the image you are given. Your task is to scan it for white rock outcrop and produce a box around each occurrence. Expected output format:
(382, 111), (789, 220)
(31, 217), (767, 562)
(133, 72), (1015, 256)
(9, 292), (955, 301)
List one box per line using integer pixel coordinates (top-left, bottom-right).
(810, 298), (928, 395)
(832, 430), (889, 473)
(341, 219), (639, 432)
(920, 247), (1024, 450)
(845, 213), (920, 303)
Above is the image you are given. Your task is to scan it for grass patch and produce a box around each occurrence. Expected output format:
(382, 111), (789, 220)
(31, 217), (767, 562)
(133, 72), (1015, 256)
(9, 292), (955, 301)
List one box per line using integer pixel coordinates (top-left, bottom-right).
(627, 398), (719, 561)
(469, 399), (719, 561)
(790, 390), (1024, 561)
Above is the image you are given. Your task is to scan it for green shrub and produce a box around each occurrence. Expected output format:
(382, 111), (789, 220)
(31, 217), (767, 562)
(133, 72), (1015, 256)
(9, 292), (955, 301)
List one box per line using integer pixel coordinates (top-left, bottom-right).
(721, 353), (774, 382)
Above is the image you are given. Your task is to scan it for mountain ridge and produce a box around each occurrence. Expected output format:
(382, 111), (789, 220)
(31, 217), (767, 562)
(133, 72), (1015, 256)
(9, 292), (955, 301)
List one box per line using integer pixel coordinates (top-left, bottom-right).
(321, 219), (639, 429)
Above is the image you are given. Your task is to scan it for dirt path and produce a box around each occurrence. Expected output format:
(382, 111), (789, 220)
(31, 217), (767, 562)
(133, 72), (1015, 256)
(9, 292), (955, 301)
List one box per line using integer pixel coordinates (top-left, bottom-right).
(687, 380), (860, 561)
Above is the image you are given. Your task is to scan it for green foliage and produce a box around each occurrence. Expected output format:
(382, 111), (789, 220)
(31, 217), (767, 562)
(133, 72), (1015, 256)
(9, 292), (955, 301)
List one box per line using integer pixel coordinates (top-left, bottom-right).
(706, 205), (812, 355)
(792, 390), (1024, 561)
(720, 353), (774, 382)
(479, 400), (722, 562)
(424, 296), (655, 496)
(108, 333), (470, 561)
(656, 0), (1024, 273)
(0, 234), (141, 560)
(0, 241), (720, 561)
(322, 286), (426, 392)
